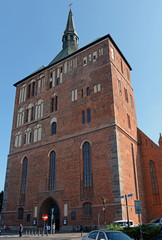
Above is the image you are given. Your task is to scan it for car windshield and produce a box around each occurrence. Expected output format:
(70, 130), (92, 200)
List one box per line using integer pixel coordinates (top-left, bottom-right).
(106, 232), (131, 240)
(151, 219), (160, 223)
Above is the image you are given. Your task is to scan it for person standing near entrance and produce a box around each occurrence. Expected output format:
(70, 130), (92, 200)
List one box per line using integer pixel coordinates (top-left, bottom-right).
(19, 224), (23, 237)
(53, 223), (55, 233)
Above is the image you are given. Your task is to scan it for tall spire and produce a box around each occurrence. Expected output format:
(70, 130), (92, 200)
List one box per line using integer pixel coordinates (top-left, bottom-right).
(49, 9), (79, 65)
(62, 9), (79, 51)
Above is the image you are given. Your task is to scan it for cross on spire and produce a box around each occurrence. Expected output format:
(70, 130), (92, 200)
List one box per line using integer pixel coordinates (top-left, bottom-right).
(68, 3), (73, 9)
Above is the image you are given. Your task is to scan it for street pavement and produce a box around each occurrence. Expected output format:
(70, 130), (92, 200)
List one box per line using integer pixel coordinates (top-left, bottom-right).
(0, 232), (85, 240)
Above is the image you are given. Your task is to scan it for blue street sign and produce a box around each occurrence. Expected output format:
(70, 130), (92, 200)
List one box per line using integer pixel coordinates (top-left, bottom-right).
(127, 194), (133, 197)
(120, 196), (125, 199)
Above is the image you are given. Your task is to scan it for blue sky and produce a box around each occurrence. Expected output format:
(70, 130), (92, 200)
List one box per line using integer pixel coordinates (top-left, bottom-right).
(0, 0), (162, 192)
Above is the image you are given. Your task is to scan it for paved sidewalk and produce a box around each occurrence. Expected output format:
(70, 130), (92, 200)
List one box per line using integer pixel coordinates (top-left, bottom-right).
(0, 232), (85, 240)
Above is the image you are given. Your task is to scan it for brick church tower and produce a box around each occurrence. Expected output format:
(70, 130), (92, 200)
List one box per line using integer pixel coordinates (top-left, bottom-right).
(2, 9), (151, 231)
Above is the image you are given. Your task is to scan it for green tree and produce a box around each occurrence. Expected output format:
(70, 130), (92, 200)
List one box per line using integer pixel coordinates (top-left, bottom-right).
(0, 191), (4, 212)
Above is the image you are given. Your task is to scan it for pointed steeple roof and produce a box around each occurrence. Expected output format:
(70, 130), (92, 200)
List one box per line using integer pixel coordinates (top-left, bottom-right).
(49, 9), (79, 65)
(64, 9), (78, 36)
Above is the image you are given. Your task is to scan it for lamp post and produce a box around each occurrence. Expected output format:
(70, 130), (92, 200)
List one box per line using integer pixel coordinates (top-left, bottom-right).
(101, 197), (106, 225)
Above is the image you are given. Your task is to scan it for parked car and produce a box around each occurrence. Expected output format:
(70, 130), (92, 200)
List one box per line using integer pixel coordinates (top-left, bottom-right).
(82, 230), (133, 240)
(148, 218), (162, 226)
(113, 220), (134, 228)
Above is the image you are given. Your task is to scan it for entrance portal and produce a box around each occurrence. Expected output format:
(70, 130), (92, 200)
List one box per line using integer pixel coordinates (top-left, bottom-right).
(39, 197), (60, 231)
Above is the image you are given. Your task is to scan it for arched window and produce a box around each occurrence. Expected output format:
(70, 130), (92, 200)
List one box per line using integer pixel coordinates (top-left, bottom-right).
(34, 124), (42, 142)
(49, 151), (56, 191)
(17, 107), (24, 127)
(83, 142), (92, 187)
(84, 203), (92, 217)
(26, 103), (34, 123)
(15, 131), (22, 148)
(21, 157), (28, 194)
(19, 84), (27, 104)
(18, 207), (24, 219)
(24, 128), (32, 144)
(35, 99), (43, 120)
(149, 160), (159, 195)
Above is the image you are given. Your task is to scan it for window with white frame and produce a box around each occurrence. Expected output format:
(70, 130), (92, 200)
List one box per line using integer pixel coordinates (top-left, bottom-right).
(19, 84), (27, 104)
(89, 54), (92, 61)
(99, 48), (103, 56)
(50, 70), (55, 88)
(34, 124), (42, 142)
(64, 61), (67, 74)
(25, 103), (34, 123)
(94, 84), (101, 93)
(83, 56), (87, 66)
(111, 47), (114, 60)
(15, 131), (22, 148)
(73, 58), (77, 68)
(93, 51), (97, 62)
(17, 107), (25, 127)
(56, 66), (63, 85)
(72, 89), (77, 101)
(37, 75), (45, 94)
(35, 99), (43, 120)
(24, 127), (32, 144)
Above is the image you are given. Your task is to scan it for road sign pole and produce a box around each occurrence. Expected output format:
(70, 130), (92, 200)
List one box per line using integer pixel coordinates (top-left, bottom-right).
(125, 194), (130, 227)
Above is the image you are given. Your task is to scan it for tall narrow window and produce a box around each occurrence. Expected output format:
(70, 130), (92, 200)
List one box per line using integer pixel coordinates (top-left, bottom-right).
(18, 208), (24, 220)
(28, 84), (31, 98)
(149, 160), (159, 195)
(127, 114), (131, 129)
(83, 142), (92, 187)
(51, 122), (57, 135)
(32, 81), (36, 96)
(49, 151), (56, 191)
(51, 98), (54, 112)
(87, 87), (90, 96)
(82, 111), (85, 124)
(21, 157), (28, 194)
(124, 88), (128, 102)
(84, 203), (92, 217)
(87, 109), (91, 123)
(55, 96), (58, 111)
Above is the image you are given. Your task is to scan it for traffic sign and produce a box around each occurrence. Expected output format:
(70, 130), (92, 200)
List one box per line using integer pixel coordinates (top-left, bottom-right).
(127, 194), (133, 197)
(42, 214), (48, 221)
(134, 200), (142, 214)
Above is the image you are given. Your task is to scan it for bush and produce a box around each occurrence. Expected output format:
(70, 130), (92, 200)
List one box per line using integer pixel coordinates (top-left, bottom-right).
(102, 224), (161, 240)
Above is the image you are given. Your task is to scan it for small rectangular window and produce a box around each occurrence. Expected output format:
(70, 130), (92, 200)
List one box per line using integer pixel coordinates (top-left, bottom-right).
(51, 98), (54, 112)
(93, 51), (97, 62)
(89, 54), (92, 61)
(83, 57), (87, 66)
(94, 85), (97, 93)
(111, 47), (114, 60)
(97, 84), (101, 92)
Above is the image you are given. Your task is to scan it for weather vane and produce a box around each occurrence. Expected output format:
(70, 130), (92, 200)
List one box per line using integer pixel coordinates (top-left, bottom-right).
(68, 3), (73, 9)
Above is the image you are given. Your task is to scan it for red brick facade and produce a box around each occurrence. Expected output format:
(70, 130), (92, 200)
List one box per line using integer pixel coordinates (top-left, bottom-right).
(1, 13), (162, 231)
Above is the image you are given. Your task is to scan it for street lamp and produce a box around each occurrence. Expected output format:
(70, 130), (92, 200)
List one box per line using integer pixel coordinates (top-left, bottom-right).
(101, 196), (106, 225)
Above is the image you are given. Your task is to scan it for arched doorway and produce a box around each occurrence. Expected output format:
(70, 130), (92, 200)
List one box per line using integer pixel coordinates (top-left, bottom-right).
(39, 197), (60, 231)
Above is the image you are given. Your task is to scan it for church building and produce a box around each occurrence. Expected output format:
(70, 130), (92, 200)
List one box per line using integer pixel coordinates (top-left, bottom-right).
(1, 9), (162, 231)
